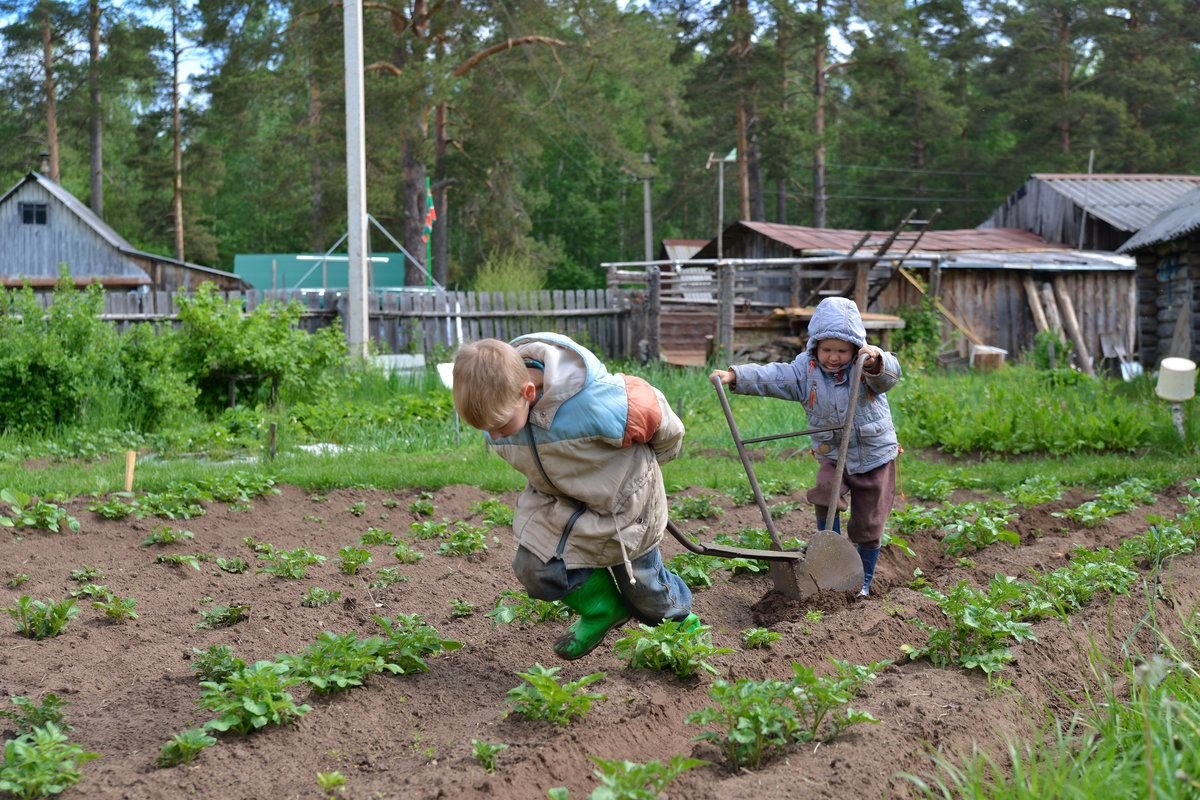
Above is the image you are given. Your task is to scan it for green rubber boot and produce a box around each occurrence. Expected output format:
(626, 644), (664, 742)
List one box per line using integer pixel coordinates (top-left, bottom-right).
(553, 569), (632, 660)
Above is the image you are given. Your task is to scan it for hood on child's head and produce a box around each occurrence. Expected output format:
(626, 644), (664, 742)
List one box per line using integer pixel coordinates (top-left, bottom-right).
(807, 297), (866, 352)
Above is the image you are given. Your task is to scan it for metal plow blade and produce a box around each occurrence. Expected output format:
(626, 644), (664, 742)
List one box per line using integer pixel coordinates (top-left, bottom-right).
(795, 532), (864, 597)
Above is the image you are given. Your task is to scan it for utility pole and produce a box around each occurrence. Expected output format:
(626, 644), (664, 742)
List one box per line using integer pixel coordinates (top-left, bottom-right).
(642, 152), (654, 262)
(343, 0), (369, 358)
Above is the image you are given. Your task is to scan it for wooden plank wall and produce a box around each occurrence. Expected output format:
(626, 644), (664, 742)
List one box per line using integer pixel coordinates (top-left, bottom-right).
(37, 288), (628, 360)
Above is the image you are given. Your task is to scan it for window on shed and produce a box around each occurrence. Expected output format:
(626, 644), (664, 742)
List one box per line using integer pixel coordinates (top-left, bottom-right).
(19, 202), (48, 225)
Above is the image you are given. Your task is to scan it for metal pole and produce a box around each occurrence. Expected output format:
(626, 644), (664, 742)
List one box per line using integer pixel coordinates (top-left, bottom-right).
(642, 152), (654, 263)
(343, 0), (369, 359)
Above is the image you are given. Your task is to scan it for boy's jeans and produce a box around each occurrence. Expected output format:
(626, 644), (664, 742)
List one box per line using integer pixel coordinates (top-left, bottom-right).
(513, 544), (693, 625)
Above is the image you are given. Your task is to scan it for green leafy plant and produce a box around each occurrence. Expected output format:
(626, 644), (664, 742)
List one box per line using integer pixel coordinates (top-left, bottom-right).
(392, 541), (424, 564)
(587, 755), (705, 799)
(742, 627), (782, 649)
(68, 584), (113, 601)
(0, 723), (98, 800)
(360, 527), (398, 546)
(686, 676), (799, 769)
(199, 660), (311, 735)
(280, 631), (394, 694)
(156, 729), (217, 768)
(670, 494), (724, 521)
(0, 489), (80, 533)
(216, 556), (249, 574)
(316, 770), (347, 797)
(371, 613), (463, 674)
(505, 663), (607, 727)
(92, 595), (138, 623)
(1003, 474), (1064, 506)
(788, 659), (887, 742)
(0, 695), (69, 738)
(382, 498), (400, 509)
(5, 574), (30, 589)
(449, 599), (475, 618)
(470, 739), (508, 774)
(4, 597), (79, 640)
(196, 604), (251, 630)
(346, 501), (368, 517)
(613, 617), (732, 678)
(301, 587), (341, 608)
(86, 496), (134, 520)
(154, 553), (203, 571)
(257, 547), (325, 579)
(470, 498), (514, 529)
(485, 590), (572, 626)
(438, 522), (488, 556)
(336, 546), (372, 575)
(190, 645), (246, 683)
(68, 565), (103, 582)
(369, 568), (407, 589)
(409, 519), (449, 540)
(1053, 478), (1157, 527)
(140, 525), (194, 546)
(666, 552), (715, 589)
(939, 502), (1019, 555)
(408, 492), (435, 517)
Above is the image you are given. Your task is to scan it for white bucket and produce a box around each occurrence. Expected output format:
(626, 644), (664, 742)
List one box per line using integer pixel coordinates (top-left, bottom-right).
(1156, 357), (1197, 401)
(969, 344), (1008, 371)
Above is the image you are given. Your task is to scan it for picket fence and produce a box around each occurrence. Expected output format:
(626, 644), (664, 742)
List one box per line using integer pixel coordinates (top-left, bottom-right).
(75, 288), (634, 360)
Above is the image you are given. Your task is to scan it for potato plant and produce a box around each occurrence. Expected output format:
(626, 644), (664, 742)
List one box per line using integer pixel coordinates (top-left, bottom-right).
(470, 739), (508, 773)
(156, 729), (216, 768)
(199, 660), (311, 735)
(371, 613), (463, 674)
(741, 627), (782, 649)
(0, 489), (80, 533)
(92, 595), (138, 623)
(588, 755), (705, 798)
(301, 587), (341, 608)
(670, 493), (724, 521)
(4, 597), (79, 640)
(368, 568), (407, 589)
(0, 723), (98, 800)
(256, 547), (325, 579)
(613, 616), (732, 678)
(505, 664), (606, 727)
(408, 493), (435, 517)
(216, 556), (249, 574)
(280, 631), (393, 694)
(359, 527), (398, 546)
(438, 522), (487, 556)
(469, 499), (513, 529)
(391, 541), (423, 565)
(484, 590), (571, 626)
(190, 645), (245, 683)
(196, 604), (251, 630)
(140, 525), (194, 546)
(336, 546), (372, 575)
(0, 695), (70, 737)
(1053, 477), (1156, 527)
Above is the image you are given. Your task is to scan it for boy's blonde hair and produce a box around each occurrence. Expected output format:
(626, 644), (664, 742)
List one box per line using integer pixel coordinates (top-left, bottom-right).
(452, 339), (528, 431)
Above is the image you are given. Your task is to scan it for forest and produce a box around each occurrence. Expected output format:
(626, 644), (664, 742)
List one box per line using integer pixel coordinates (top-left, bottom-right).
(2, 0), (1198, 290)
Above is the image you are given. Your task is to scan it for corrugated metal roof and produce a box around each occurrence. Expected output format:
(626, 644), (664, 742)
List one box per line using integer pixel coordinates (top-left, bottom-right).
(934, 250), (1134, 272)
(740, 221), (1062, 253)
(661, 239), (707, 262)
(1117, 186), (1200, 253)
(1032, 173), (1200, 233)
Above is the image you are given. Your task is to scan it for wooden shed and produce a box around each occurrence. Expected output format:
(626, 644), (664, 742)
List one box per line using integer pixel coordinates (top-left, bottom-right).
(0, 172), (246, 292)
(682, 221), (1137, 371)
(980, 173), (1200, 251)
(1117, 187), (1200, 366)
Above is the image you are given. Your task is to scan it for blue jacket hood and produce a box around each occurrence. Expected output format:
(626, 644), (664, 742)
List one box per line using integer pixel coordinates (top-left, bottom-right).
(807, 297), (866, 351)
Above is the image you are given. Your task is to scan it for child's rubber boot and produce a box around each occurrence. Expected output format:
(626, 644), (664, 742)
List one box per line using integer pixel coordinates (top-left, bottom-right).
(815, 510), (842, 534)
(676, 612), (702, 633)
(553, 568), (632, 660)
(857, 545), (880, 597)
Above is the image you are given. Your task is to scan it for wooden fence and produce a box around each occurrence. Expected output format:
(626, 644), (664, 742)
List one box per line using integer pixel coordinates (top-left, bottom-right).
(47, 288), (633, 360)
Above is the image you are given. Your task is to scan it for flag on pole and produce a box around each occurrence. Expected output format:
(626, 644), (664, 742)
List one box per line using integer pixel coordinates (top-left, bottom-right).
(421, 179), (437, 244)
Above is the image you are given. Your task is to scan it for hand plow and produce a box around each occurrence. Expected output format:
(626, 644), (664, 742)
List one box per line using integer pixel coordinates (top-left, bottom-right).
(665, 354), (870, 599)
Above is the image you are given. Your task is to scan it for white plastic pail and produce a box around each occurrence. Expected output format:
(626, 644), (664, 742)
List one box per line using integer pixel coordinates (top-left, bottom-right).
(1156, 357), (1197, 401)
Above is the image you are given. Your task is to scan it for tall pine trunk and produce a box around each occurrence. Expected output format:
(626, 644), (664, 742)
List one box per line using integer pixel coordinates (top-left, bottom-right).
(88, 0), (102, 215)
(41, 3), (60, 182)
(171, 2), (184, 262)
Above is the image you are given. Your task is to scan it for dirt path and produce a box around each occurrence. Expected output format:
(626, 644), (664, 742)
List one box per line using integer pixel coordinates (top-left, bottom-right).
(2, 480), (1197, 800)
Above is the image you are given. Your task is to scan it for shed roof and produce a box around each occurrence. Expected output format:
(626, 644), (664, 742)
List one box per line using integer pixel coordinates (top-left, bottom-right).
(659, 239), (707, 263)
(1116, 186), (1200, 253)
(0, 172), (243, 283)
(736, 221), (1065, 253)
(1029, 173), (1200, 233)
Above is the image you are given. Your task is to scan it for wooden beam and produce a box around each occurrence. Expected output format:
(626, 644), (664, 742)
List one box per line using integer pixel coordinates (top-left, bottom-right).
(1022, 275), (1048, 333)
(897, 267), (983, 346)
(1053, 276), (1095, 377)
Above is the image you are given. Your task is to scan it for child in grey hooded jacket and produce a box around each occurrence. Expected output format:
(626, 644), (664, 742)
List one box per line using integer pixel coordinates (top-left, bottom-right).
(711, 297), (901, 596)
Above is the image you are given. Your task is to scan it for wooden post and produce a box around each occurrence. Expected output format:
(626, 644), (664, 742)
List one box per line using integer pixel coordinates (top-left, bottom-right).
(928, 258), (942, 300)
(854, 261), (870, 312)
(123, 450), (136, 492)
(1023, 276), (1048, 333)
(1053, 276), (1095, 376)
(268, 423), (277, 460)
(717, 263), (735, 363)
(1039, 282), (1064, 335)
(647, 265), (661, 363)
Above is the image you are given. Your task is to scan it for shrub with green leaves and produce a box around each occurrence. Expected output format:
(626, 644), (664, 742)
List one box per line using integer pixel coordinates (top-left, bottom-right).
(0, 723), (98, 800)
(484, 590), (572, 626)
(901, 575), (1036, 675)
(0, 695), (69, 738)
(156, 729), (217, 768)
(587, 755), (705, 799)
(301, 587), (341, 608)
(613, 616), (732, 678)
(438, 522), (488, 556)
(199, 660), (312, 735)
(471, 739), (508, 774)
(336, 546), (372, 575)
(257, 547), (325, 579)
(505, 664), (607, 727)
(371, 613), (463, 674)
(191, 645), (246, 683)
(4, 597), (79, 640)
(0, 489), (80, 533)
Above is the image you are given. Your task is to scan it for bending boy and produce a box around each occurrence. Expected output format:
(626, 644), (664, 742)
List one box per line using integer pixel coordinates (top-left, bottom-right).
(453, 333), (694, 659)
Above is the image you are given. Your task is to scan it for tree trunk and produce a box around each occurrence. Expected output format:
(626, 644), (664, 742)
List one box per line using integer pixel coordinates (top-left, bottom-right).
(403, 137), (427, 287)
(812, 0), (827, 228)
(433, 101), (449, 288)
(308, 72), (325, 252)
(88, 0), (103, 215)
(41, 3), (60, 183)
(1058, 14), (1070, 154)
(748, 125), (764, 221)
(171, 2), (185, 262)
(736, 97), (750, 220)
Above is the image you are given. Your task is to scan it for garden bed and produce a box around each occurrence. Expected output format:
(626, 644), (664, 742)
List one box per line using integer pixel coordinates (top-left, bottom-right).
(2, 479), (1198, 799)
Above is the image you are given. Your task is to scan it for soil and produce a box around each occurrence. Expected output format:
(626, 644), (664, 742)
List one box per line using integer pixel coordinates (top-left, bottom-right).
(2, 478), (1198, 800)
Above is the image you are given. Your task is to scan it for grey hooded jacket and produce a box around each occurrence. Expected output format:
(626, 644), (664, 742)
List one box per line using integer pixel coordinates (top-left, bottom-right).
(728, 297), (901, 474)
